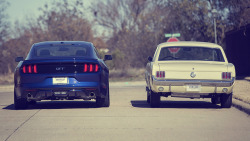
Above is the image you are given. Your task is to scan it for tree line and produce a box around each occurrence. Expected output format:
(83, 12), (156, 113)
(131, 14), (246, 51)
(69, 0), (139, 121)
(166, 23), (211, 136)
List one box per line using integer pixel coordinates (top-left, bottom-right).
(0, 0), (249, 74)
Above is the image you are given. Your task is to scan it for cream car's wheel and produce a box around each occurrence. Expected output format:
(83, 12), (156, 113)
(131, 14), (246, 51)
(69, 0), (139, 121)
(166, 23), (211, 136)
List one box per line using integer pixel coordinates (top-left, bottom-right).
(150, 91), (160, 107)
(220, 93), (232, 108)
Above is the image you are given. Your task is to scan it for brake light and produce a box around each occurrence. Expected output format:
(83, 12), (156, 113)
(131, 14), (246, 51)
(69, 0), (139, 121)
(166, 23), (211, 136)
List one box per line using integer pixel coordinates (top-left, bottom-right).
(89, 64), (93, 72)
(95, 64), (99, 72)
(83, 63), (99, 73)
(84, 64), (88, 72)
(156, 71), (165, 78)
(222, 72), (231, 79)
(23, 66), (26, 73)
(22, 64), (38, 74)
(34, 65), (37, 73)
(28, 65), (32, 73)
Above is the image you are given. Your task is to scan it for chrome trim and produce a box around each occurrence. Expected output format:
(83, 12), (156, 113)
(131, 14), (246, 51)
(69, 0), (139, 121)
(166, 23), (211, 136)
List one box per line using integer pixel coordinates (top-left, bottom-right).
(152, 76), (235, 87)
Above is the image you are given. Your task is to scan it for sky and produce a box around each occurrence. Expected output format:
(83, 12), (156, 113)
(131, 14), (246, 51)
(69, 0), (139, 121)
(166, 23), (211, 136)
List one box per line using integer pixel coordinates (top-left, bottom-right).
(6, 0), (92, 25)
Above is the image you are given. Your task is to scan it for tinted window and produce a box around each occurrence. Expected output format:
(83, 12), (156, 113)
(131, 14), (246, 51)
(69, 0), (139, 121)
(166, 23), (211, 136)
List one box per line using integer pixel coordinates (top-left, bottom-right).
(158, 47), (225, 62)
(31, 45), (90, 58)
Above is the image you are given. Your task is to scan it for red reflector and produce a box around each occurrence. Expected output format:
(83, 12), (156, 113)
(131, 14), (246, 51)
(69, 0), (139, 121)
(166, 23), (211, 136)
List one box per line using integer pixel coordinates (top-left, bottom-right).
(85, 88), (96, 91)
(34, 65), (37, 73)
(95, 64), (99, 72)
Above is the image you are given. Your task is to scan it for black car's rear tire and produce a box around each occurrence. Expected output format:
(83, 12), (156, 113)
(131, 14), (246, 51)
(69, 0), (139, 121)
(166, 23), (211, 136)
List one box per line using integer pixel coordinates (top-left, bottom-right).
(147, 90), (150, 103)
(220, 93), (232, 108)
(150, 90), (160, 108)
(211, 96), (220, 104)
(14, 91), (28, 109)
(28, 100), (37, 105)
(96, 88), (110, 107)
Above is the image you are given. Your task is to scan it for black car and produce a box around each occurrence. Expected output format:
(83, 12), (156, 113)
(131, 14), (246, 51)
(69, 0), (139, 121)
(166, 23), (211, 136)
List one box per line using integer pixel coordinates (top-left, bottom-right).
(14, 41), (112, 109)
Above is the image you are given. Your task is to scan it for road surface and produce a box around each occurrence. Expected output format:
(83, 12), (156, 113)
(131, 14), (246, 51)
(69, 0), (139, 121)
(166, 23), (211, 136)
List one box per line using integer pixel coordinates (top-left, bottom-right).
(0, 82), (250, 141)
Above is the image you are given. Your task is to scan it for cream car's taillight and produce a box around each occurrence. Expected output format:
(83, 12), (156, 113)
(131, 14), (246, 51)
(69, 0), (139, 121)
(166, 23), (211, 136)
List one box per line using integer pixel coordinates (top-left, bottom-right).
(156, 71), (165, 78)
(222, 72), (231, 80)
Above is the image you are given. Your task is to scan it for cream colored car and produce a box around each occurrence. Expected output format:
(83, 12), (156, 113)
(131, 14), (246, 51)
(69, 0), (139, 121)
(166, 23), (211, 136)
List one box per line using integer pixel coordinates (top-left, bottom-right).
(145, 41), (235, 108)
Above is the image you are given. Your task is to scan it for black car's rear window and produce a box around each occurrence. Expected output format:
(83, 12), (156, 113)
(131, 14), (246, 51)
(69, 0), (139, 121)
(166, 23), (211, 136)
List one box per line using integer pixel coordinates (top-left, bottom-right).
(158, 46), (225, 62)
(32, 45), (90, 58)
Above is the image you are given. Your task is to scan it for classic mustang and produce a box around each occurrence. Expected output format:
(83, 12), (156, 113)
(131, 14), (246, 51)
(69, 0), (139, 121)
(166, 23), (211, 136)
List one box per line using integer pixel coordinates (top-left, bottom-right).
(14, 41), (112, 109)
(145, 41), (235, 108)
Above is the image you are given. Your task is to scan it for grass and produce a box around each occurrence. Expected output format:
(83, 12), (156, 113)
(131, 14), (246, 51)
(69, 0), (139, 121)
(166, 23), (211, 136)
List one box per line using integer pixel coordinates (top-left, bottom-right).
(0, 73), (14, 85)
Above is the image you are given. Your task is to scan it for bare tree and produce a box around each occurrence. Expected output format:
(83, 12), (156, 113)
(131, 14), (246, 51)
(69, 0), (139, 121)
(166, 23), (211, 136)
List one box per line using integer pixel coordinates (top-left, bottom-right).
(0, 0), (99, 74)
(0, 0), (9, 44)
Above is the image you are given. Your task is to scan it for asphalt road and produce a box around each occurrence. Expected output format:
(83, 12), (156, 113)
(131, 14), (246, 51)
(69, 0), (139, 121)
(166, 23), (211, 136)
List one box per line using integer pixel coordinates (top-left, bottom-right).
(0, 83), (250, 141)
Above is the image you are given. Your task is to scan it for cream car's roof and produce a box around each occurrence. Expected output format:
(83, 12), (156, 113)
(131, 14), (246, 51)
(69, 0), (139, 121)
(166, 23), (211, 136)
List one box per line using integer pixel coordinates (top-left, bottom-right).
(158, 41), (222, 49)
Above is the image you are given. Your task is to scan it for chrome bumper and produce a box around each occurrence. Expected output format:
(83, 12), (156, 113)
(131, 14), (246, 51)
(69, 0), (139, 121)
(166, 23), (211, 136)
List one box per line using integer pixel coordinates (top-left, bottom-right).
(152, 77), (235, 87)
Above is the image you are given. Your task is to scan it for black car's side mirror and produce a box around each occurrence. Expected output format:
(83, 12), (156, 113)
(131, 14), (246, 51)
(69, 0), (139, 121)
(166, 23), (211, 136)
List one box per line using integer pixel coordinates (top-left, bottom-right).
(104, 55), (112, 61)
(15, 57), (24, 62)
(148, 56), (153, 62)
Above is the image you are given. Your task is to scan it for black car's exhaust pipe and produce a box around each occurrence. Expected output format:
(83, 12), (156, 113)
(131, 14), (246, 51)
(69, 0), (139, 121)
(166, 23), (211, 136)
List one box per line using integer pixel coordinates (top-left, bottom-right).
(27, 93), (32, 98)
(90, 92), (95, 97)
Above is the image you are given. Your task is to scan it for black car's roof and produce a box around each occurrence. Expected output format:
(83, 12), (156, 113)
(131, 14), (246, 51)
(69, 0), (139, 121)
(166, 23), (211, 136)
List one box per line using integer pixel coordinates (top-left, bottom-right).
(33, 41), (93, 47)
(25, 41), (99, 60)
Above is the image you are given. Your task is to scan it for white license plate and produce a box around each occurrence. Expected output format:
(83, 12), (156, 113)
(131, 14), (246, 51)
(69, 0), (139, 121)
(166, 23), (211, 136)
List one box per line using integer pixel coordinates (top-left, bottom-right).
(53, 77), (68, 85)
(54, 91), (67, 95)
(186, 84), (201, 91)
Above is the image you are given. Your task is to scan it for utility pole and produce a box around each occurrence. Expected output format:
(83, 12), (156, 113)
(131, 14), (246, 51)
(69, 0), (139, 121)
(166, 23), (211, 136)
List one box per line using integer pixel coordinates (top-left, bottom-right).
(212, 9), (218, 44)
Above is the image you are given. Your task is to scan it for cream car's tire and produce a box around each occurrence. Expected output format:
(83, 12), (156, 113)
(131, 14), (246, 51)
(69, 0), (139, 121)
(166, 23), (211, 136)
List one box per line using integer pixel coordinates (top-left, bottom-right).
(211, 96), (220, 104)
(150, 91), (160, 107)
(220, 93), (232, 108)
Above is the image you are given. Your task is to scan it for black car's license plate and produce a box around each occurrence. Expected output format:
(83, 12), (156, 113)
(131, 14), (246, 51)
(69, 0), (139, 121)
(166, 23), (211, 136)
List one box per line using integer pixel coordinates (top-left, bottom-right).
(53, 77), (68, 85)
(54, 91), (67, 95)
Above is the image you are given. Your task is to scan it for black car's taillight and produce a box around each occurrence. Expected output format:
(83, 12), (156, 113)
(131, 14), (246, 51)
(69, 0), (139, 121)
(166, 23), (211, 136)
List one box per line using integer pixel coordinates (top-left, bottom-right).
(22, 64), (37, 74)
(84, 64), (99, 73)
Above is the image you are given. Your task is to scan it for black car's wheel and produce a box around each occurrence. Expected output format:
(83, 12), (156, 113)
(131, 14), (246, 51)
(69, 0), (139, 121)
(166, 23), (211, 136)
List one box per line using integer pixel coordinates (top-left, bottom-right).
(96, 88), (110, 107)
(150, 90), (160, 108)
(211, 96), (220, 104)
(14, 91), (28, 110)
(147, 90), (150, 103)
(220, 93), (232, 108)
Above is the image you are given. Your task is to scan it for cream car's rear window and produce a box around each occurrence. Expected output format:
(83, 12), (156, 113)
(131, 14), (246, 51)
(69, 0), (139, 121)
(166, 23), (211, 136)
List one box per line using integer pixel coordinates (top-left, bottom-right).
(158, 47), (225, 62)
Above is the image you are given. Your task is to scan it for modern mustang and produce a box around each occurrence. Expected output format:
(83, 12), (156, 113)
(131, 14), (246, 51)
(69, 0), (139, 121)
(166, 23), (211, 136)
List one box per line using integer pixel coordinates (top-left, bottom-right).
(14, 41), (112, 109)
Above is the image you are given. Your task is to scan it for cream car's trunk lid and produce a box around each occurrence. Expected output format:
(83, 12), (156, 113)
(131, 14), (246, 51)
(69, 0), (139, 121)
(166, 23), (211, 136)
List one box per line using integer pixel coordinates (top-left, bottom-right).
(158, 61), (227, 80)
